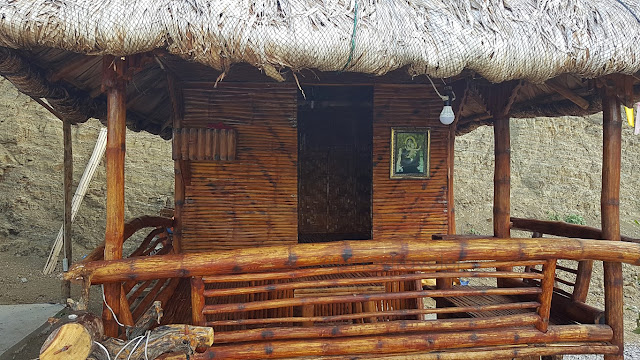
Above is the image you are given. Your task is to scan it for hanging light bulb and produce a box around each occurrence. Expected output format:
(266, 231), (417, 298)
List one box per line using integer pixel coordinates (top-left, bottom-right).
(440, 97), (455, 125)
(439, 86), (455, 125)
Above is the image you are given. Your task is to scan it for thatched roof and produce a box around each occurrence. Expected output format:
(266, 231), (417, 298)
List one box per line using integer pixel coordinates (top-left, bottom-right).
(0, 0), (639, 135)
(1, 0), (640, 82)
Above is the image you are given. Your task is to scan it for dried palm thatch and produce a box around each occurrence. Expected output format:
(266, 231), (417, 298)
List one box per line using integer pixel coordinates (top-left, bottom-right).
(0, 0), (639, 83)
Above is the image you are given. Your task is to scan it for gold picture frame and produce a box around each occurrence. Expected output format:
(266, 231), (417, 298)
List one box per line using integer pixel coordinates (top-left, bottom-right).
(390, 127), (431, 179)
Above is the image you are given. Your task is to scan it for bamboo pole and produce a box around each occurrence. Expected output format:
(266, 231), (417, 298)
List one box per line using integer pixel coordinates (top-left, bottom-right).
(44, 128), (107, 274)
(195, 325), (612, 359)
(65, 238), (640, 284)
(213, 313), (539, 343)
(191, 277), (206, 326)
(536, 259), (556, 332)
(61, 119), (73, 299)
(601, 82), (624, 360)
(206, 302), (540, 327)
(102, 55), (127, 337)
(493, 116), (510, 240)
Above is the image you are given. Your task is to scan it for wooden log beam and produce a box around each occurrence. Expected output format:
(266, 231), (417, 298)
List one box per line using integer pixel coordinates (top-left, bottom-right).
(545, 79), (590, 110)
(196, 325), (612, 359)
(600, 79), (624, 360)
(102, 55), (128, 337)
(64, 238), (640, 284)
(214, 314), (539, 343)
(62, 119), (73, 300)
(510, 217), (640, 244)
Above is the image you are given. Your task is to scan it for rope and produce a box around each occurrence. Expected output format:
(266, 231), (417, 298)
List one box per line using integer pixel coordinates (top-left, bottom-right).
(339, 2), (359, 72)
(614, 0), (640, 25)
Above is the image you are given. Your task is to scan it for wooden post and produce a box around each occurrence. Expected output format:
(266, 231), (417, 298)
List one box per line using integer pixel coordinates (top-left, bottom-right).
(536, 259), (557, 332)
(168, 73), (184, 253)
(62, 120), (73, 299)
(601, 81), (624, 360)
(191, 277), (206, 326)
(102, 55), (127, 337)
(493, 115), (510, 240)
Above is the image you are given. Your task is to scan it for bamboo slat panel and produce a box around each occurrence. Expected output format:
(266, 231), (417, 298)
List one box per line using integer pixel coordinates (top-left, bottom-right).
(180, 83), (298, 252)
(373, 85), (450, 241)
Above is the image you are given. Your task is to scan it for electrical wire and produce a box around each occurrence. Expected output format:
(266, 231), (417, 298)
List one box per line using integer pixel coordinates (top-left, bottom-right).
(101, 284), (126, 327)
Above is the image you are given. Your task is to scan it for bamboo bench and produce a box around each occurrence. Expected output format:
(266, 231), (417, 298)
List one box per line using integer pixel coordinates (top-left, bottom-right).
(65, 238), (640, 359)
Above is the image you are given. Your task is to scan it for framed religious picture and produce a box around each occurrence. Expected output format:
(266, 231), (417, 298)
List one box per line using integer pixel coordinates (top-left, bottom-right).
(390, 127), (431, 179)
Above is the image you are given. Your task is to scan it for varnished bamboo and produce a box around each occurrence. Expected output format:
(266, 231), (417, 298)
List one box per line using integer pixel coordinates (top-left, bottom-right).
(202, 270), (543, 297)
(202, 260), (544, 283)
(601, 83), (624, 360)
(536, 259), (556, 332)
(202, 287), (541, 314)
(62, 119), (73, 299)
(65, 238), (640, 284)
(213, 313), (539, 343)
(510, 217), (639, 243)
(204, 302), (540, 326)
(191, 277), (206, 326)
(102, 55), (127, 337)
(493, 116), (510, 239)
(271, 345), (619, 360)
(196, 325), (612, 359)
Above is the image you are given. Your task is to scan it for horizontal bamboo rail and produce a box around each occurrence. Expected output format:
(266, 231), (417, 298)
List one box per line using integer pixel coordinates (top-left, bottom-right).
(213, 314), (540, 343)
(202, 288), (542, 315)
(511, 217), (640, 244)
(270, 344), (619, 360)
(205, 302), (540, 326)
(202, 271), (543, 297)
(65, 238), (640, 284)
(194, 325), (613, 359)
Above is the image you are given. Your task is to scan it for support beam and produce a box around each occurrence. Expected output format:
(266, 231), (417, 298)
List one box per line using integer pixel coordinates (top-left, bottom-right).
(167, 73), (184, 253)
(600, 80), (624, 360)
(102, 55), (129, 336)
(61, 120), (73, 299)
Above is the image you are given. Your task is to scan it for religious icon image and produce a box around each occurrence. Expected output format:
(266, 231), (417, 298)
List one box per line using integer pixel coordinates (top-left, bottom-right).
(390, 128), (430, 179)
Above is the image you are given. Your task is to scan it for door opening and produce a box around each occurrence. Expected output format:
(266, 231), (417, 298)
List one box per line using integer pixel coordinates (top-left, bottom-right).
(297, 86), (373, 243)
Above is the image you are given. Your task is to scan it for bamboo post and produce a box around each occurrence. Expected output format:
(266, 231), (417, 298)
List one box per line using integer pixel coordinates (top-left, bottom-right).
(493, 116), (510, 240)
(102, 55), (127, 337)
(44, 128), (107, 274)
(62, 120), (73, 299)
(191, 277), (206, 326)
(168, 73), (184, 253)
(601, 81), (624, 360)
(536, 259), (557, 332)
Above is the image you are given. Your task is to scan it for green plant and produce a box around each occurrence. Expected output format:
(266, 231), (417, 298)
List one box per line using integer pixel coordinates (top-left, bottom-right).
(467, 228), (481, 235)
(564, 214), (586, 225)
(546, 212), (561, 222)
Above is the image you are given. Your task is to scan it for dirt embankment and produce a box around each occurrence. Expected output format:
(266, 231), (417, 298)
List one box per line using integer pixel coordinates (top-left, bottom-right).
(0, 77), (638, 341)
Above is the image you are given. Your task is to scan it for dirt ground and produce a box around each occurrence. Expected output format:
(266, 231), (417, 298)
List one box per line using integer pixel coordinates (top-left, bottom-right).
(0, 78), (638, 343)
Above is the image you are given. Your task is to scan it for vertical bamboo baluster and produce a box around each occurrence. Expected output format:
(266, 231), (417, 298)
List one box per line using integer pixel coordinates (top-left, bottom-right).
(572, 260), (593, 302)
(228, 129), (237, 160)
(601, 81), (624, 360)
(62, 119), (72, 300)
(191, 277), (206, 326)
(536, 259), (557, 332)
(212, 129), (219, 160)
(220, 129), (228, 161)
(204, 129), (213, 160)
(197, 128), (206, 160)
(181, 128), (189, 160)
(189, 128), (198, 161)
(102, 55), (127, 337)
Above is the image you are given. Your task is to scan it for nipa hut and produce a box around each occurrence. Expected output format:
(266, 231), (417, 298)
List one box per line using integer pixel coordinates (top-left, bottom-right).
(2, 0), (640, 359)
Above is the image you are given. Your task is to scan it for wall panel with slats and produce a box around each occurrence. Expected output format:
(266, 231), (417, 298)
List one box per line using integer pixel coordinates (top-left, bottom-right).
(179, 83), (298, 252)
(373, 85), (450, 241)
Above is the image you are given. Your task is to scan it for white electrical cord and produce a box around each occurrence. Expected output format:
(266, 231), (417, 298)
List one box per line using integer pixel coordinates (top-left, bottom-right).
(426, 75), (456, 101)
(94, 341), (112, 360)
(101, 284), (126, 327)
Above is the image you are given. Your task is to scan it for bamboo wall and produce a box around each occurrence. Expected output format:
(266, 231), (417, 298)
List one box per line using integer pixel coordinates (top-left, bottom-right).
(180, 83), (298, 252)
(373, 85), (450, 241)
(176, 83), (450, 252)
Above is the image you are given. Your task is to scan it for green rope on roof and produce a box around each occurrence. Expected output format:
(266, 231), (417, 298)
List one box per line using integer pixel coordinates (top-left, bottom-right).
(340, 2), (358, 72)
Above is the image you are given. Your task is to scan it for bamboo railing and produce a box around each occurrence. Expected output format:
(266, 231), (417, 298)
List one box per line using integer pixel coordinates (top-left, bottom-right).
(64, 238), (640, 359)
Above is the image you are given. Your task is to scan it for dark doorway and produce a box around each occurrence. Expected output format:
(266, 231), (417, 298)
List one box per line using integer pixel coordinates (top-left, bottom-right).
(297, 86), (373, 243)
